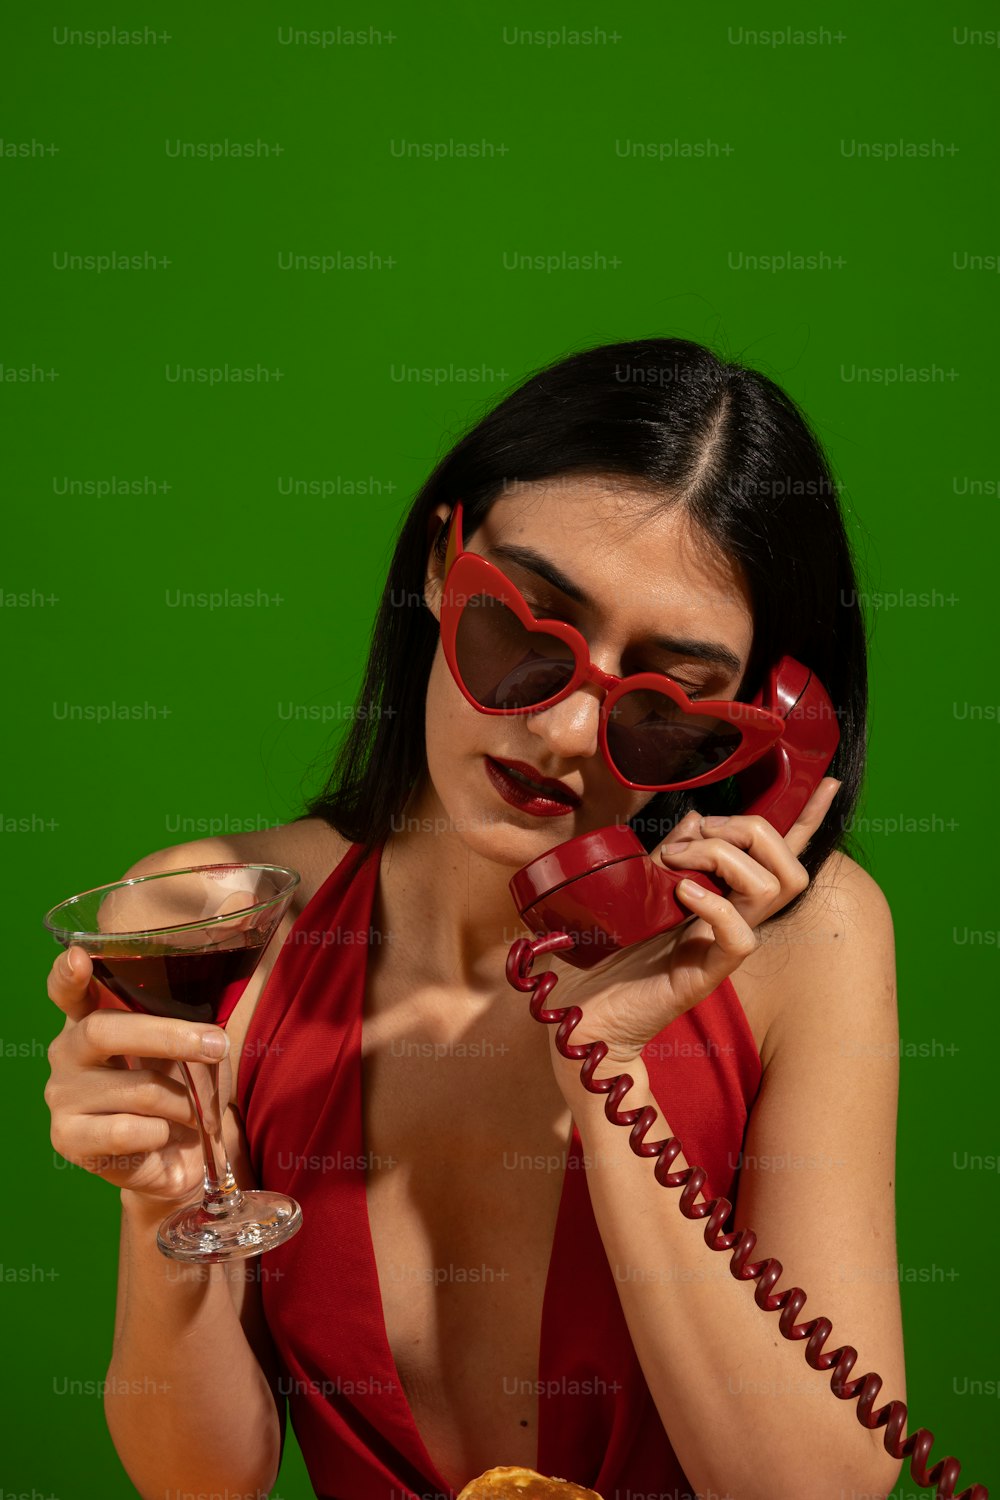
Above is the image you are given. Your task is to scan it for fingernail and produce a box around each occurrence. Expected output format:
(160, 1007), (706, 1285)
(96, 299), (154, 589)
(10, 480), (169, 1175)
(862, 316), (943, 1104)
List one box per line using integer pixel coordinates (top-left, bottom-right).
(64, 948), (79, 976)
(678, 879), (708, 900)
(701, 815), (729, 831)
(200, 1031), (229, 1059)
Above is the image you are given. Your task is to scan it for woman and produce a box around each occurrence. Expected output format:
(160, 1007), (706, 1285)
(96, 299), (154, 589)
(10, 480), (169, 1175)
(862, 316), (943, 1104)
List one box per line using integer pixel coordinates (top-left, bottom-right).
(44, 338), (907, 1500)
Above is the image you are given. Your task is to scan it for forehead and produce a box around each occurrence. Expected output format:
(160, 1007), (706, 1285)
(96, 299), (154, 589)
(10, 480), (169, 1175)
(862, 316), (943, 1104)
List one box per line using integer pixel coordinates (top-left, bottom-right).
(476, 475), (753, 657)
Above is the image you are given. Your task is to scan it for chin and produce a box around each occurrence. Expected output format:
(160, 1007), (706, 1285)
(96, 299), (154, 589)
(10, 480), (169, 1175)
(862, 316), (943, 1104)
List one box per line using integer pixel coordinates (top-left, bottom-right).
(464, 806), (578, 866)
(424, 780), (578, 867)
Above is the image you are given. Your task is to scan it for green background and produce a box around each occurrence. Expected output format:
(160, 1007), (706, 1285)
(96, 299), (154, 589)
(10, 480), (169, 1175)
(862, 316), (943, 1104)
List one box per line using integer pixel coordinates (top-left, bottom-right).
(3, 4), (997, 1496)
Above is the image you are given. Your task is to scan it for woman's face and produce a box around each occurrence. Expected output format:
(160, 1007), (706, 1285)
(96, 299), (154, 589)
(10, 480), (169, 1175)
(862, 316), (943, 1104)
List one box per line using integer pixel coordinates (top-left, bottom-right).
(419, 474), (755, 867)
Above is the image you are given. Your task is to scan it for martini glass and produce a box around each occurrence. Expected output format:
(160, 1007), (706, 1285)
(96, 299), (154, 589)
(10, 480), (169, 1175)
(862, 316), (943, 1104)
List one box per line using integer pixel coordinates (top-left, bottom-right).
(43, 863), (302, 1263)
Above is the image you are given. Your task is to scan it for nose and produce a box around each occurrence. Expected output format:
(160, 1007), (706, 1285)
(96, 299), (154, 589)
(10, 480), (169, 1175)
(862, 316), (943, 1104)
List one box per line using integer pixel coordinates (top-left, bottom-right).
(525, 682), (603, 766)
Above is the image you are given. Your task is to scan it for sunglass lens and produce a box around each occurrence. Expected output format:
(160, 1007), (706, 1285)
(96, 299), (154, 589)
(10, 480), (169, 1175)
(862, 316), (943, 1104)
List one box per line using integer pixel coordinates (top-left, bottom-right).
(607, 688), (743, 786)
(455, 593), (575, 709)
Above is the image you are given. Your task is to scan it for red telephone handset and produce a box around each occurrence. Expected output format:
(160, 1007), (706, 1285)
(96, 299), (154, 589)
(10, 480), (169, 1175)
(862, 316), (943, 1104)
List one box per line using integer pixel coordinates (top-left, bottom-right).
(509, 656), (840, 969)
(504, 658), (987, 1500)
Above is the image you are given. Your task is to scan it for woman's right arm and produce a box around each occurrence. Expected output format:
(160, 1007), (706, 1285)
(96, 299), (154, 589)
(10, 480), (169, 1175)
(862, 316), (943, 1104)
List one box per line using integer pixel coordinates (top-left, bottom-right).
(45, 944), (284, 1499)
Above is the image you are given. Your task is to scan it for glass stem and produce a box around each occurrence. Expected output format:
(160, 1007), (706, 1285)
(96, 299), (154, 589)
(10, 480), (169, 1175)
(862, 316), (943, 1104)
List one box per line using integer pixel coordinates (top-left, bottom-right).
(178, 1059), (244, 1216)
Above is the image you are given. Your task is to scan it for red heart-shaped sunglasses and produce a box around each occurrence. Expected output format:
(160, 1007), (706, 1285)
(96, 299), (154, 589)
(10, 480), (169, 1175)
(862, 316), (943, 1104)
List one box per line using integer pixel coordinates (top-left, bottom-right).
(437, 502), (787, 792)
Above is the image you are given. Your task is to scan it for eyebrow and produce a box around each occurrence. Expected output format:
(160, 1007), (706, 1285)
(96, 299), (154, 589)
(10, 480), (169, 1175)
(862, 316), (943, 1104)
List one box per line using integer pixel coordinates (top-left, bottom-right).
(487, 541), (745, 678)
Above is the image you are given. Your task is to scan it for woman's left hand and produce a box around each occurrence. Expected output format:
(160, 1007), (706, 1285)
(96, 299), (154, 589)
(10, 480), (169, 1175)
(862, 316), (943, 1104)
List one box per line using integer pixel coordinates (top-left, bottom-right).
(534, 776), (843, 1073)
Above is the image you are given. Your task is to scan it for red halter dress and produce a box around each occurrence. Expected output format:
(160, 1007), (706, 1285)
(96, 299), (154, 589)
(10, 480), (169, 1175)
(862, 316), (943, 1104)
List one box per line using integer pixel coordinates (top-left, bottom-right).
(236, 840), (762, 1499)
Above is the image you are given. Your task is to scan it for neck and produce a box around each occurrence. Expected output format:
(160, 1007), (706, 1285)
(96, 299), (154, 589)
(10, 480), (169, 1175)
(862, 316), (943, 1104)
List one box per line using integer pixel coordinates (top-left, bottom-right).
(376, 777), (556, 995)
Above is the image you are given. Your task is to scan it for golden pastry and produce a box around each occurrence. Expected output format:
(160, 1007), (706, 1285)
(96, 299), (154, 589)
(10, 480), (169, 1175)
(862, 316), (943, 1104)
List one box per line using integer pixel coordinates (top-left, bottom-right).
(457, 1466), (603, 1499)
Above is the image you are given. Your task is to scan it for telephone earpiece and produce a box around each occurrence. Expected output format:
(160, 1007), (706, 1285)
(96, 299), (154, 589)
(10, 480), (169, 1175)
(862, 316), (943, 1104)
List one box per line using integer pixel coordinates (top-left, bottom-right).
(509, 656), (840, 970)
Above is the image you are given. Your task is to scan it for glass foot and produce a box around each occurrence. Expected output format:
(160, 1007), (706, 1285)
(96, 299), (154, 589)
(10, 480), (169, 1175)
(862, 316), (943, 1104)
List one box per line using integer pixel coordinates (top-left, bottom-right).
(156, 1190), (303, 1263)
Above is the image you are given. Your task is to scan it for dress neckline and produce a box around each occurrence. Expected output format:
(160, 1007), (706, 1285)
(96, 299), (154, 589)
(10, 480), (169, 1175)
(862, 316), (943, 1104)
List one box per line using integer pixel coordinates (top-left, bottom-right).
(356, 1086), (581, 1493)
(236, 835), (763, 1494)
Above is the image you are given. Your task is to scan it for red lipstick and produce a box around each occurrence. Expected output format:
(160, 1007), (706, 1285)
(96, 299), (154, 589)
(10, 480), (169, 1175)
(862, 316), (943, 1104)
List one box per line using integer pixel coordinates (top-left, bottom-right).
(483, 757), (581, 818)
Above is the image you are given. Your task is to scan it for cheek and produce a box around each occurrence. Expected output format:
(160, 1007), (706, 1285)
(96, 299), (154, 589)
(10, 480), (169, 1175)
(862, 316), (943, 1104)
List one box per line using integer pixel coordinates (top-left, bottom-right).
(421, 650), (514, 844)
(625, 791), (675, 845)
(423, 648), (482, 762)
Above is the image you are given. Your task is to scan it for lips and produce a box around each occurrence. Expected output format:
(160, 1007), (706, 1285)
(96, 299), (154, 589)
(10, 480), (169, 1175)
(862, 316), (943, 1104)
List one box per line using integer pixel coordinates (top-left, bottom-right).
(487, 757), (581, 807)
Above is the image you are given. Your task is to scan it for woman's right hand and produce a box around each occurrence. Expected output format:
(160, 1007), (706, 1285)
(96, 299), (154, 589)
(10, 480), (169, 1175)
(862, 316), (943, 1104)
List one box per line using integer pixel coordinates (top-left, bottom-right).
(44, 945), (233, 1205)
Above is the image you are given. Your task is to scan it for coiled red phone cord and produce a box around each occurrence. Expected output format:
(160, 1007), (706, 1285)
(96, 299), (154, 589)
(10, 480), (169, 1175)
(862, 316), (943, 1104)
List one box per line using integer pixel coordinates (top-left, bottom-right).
(506, 932), (988, 1500)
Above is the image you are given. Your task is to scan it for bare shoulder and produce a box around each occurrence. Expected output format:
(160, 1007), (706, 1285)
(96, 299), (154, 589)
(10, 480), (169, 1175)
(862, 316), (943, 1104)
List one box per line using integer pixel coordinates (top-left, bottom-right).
(122, 815), (354, 917)
(734, 851), (896, 1072)
(763, 848), (893, 955)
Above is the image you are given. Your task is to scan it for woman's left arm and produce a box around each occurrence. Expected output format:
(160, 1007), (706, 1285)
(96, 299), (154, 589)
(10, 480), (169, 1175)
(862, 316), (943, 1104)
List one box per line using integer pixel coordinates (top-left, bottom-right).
(548, 853), (906, 1500)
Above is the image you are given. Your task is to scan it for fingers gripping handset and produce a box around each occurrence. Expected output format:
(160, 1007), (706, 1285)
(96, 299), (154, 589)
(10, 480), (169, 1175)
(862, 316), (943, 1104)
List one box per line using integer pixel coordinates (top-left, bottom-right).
(509, 657), (839, 969)
(505, 658), (988, 1500)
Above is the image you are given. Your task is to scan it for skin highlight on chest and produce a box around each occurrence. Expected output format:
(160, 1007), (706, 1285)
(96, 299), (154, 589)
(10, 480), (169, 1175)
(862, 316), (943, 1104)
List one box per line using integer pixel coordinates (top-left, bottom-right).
(361, 949), (575, 1484)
